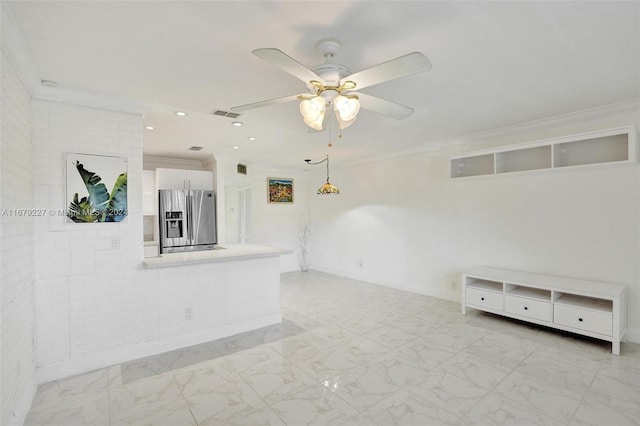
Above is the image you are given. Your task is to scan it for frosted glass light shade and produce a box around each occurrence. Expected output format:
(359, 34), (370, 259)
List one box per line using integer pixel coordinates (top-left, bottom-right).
(335, 111), (357, 130)
(300, 96), (326, 121)
(303, 110), (325, 131)
(333, 95), (360, 121)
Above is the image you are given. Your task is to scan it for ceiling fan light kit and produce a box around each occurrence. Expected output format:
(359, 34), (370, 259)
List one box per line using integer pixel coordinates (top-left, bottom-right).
(231, 37), (432, 134)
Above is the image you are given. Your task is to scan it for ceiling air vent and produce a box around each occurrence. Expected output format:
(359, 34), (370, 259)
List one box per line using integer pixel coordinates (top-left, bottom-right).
(188, 146), (203, 151)
(237, 164), (247, 175)
(210, 108), (242, 119)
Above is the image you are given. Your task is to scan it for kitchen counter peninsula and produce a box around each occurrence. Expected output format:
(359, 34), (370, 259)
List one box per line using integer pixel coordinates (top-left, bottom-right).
(135, 243), (290, 363)
(143, 243), (291, 268)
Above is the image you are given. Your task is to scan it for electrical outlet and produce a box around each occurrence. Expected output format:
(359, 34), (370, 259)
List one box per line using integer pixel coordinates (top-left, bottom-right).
(110, 238), (120, 249)
(358, 259), (363, 268)
(184, 308), (193, 320)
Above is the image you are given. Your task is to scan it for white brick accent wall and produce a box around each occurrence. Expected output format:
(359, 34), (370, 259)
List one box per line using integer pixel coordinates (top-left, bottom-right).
(32, 99), (146, 375)
(1, 50), (37, 426)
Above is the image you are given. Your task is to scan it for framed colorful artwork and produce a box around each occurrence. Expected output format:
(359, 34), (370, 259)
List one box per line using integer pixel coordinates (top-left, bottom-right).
(267, 177), (293, 203)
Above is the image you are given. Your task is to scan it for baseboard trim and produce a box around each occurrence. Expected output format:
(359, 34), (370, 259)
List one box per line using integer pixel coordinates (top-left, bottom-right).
(625, 327), (639, 345)
(36, 313), (282, 384)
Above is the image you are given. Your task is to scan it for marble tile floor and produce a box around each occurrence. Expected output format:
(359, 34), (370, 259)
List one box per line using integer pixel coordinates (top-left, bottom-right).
(25, 271), (640, 426)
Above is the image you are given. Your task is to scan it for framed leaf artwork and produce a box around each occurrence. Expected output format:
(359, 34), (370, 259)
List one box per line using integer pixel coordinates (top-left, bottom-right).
(65, 153), (128, 223)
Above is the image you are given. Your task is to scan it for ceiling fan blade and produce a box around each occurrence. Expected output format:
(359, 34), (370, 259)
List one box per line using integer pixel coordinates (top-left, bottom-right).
(355, 92), (415, 119)
(230, 93), (305, 112)
(253, 48), (324, 85)
(342, 52), (432, 91)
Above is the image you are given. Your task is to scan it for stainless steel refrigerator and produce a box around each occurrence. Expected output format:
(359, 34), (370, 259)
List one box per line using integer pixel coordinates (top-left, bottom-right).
(159, 189), (216, 253)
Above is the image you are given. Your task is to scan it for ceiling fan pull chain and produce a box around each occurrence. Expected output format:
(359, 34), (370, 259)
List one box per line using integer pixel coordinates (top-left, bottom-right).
(328, 113), (333, 147)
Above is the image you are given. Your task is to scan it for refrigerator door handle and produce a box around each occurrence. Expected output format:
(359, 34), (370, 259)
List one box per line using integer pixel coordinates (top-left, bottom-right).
(186, 192), (192, 243)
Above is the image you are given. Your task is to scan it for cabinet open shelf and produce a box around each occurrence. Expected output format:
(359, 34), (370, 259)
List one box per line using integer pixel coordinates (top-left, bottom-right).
(450, 153), (494, 178)
(553, 134), (629, 167)
(451, 126), (637, 178)
(554, 293), (613, 313)
(462, 266), (627, 355)
(496, 145), (551, 174)
(505, 284), (551, 302)
(466, 277), (503, 292)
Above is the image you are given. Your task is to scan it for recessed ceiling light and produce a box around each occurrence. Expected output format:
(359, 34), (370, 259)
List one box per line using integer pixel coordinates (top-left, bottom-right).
(175, 111), (187, 117)
(231, 121), (243, 127)
(144, 126), (154, 130)
(248, 137), (256, 141)
(232, 146), (240, 150)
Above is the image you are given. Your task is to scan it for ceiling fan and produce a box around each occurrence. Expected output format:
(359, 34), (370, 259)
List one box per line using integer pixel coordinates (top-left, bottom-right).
(231, 38), (432, 131)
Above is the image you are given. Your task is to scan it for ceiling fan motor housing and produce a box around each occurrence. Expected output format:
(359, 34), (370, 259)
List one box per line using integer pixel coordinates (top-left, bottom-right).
(310, 63), (352, 88)
(310, 38), (353, 88)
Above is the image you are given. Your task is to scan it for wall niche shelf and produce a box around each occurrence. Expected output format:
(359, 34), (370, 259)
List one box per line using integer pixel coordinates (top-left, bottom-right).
(462, 266), (627, 354)
(451, 126), (638, 178)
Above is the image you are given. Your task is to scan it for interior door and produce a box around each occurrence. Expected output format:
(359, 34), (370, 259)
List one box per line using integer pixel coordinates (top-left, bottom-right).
(238, 186), (251, 243)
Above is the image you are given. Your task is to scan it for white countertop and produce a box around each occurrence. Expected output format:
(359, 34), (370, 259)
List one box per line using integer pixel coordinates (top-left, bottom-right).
(143, 243), (291, 269)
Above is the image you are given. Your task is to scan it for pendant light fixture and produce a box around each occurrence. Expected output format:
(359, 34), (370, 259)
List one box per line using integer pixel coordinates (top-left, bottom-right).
(304, 155), (340, 195)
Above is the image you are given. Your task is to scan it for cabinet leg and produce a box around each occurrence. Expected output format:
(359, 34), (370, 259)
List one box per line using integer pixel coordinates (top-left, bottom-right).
(612, 339), (620, 356)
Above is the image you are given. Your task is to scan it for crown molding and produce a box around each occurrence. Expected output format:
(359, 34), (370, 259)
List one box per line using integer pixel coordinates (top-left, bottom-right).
(1, 4), (150, 116)
(444, 98), (640, 149)
(33, 86), (151, 116)
(339, 98), (640, 170)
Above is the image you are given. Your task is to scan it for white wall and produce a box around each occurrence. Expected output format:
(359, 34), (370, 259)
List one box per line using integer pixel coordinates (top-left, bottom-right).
(223, 163), (312, 272)
(310, 105), (640, 342)
(252, 168), (311, 272)
(0, 50), (37, 426)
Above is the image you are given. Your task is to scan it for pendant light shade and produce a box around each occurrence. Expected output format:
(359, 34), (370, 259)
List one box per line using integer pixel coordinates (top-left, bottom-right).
(317, 182), (340, 195)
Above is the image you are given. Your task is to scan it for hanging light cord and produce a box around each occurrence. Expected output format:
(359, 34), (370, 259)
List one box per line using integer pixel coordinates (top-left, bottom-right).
(304, 155), (329, 167)
(328, 111), (333, 148)
(304, 155), (331, 181)
(326, 156), (330, 183)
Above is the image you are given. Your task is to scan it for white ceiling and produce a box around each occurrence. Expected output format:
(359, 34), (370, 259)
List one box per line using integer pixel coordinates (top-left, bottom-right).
(5, 1), (639, 171)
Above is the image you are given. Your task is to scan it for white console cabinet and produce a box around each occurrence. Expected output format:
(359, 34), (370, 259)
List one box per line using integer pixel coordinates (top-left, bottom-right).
(462, 266), (627, 355)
